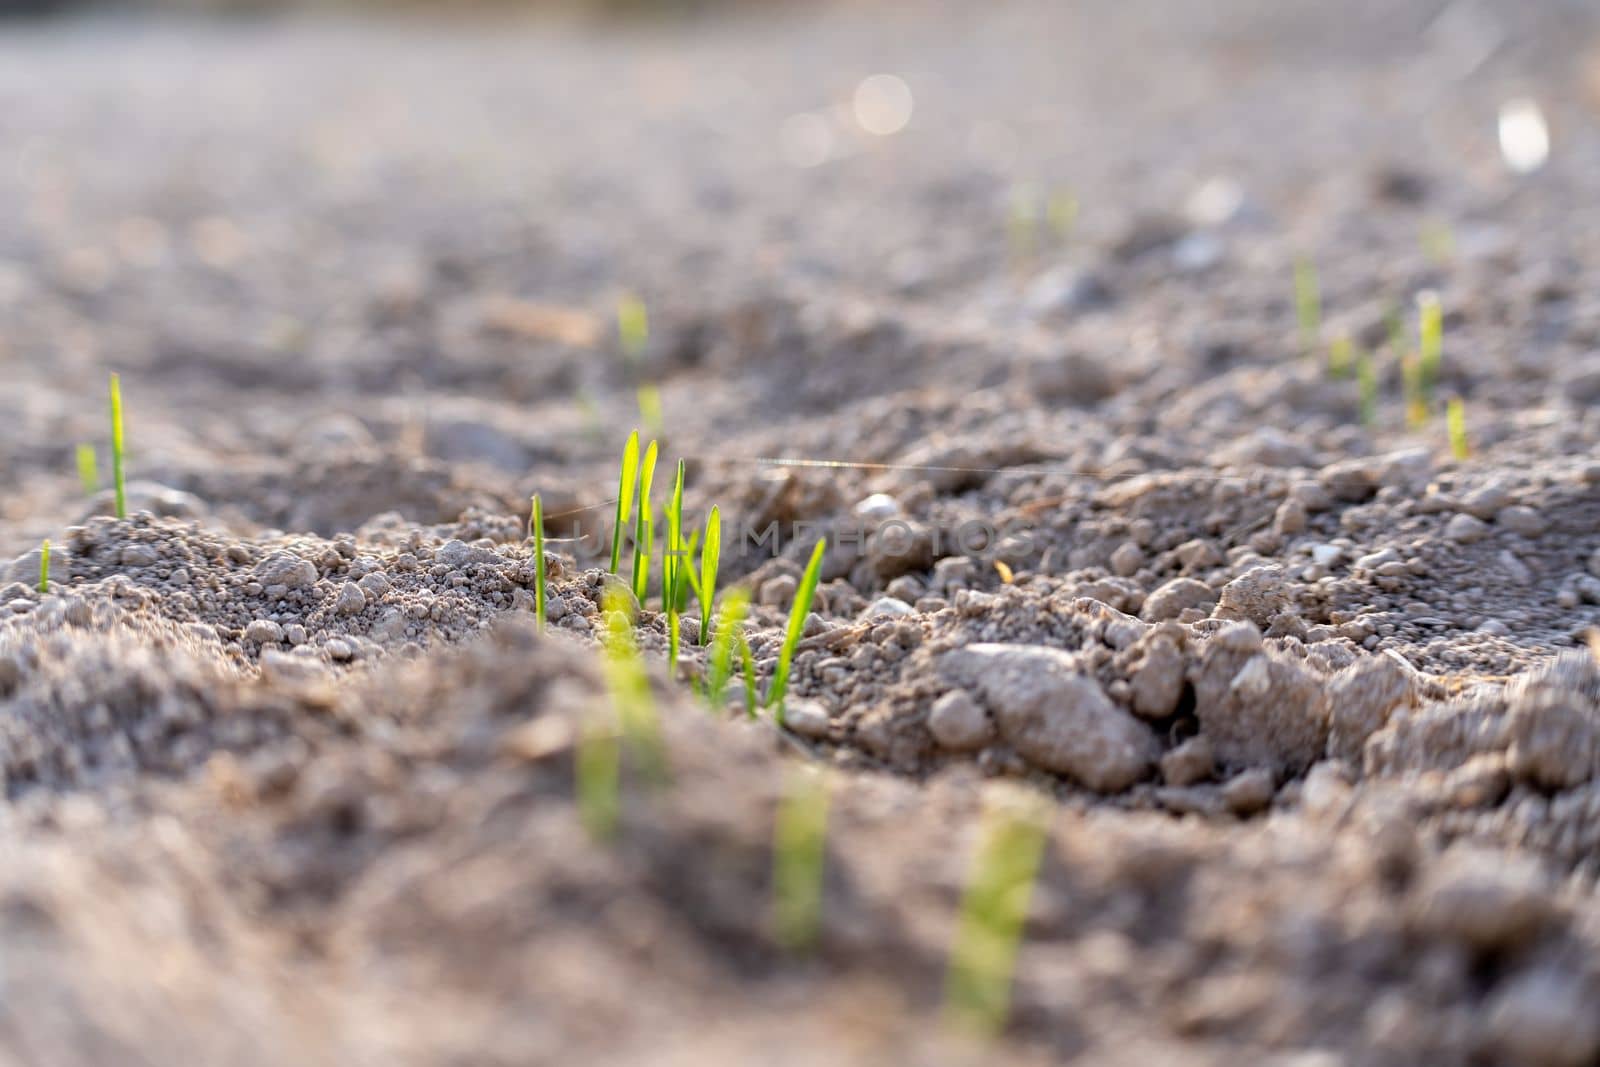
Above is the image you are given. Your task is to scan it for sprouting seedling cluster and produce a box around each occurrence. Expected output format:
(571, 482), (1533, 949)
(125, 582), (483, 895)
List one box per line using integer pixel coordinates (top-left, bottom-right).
(772, 764), (831, 954)
(1006, 182), (1077, 270)
(944, 792), (1050, 1037)
(36, 540), (50, 594)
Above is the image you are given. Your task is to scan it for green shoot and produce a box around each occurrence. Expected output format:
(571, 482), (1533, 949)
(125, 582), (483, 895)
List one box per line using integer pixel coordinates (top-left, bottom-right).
(609, 431), (640, 575)
(1447, 397), (1470, 461)
(1294, 258), (1321, 357)
(37, 539), (49, 594)
(636, 384), (663, 436)
(631, 440), (659, 603)
(1006, 183), (1038, 269)
(1417, 290), (1443, 396)
(530, 494), (547, 633)
(1403, 354), (1429, 429)
(576, 707), (621, 841)
(944, 792), (1049, 1038)
(600, 585), (668, 785)
(664, 459), (686, 673)
(76, 443), (99, 495)
(1421, 218), (1455, 267)
(697, 506), (721, 646)
(1327, 333), (1355, 381)
(705, 586), (750, 710)
(767, 538), (827, 723)
(1386, 305), (1408, 360)
(739, 631), (758, 718)
(109, 372), (127, 520)
(772, 764), (831, 954)
(617, 292), (649, 363)
(1357, 349), (1378, 428)
(1045, 188), (1078, 241)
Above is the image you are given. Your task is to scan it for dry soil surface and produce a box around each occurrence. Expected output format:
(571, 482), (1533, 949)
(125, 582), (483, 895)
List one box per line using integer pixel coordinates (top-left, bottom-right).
(5, 2), (1600, 1064)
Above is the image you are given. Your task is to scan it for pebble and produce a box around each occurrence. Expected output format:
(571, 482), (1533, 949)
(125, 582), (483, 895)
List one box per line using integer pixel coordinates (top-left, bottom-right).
(783, 698), (832, 739)
(938, 643), (1157, 791)
(1109, 542), (1144, 577)
(927, 689), (992, 751)
(1142, 577), (1214, 622)
(759, 574), (798, 607)
(334, 582), (367, 616)
(244, 619), (284, 645)
(1160, 735), (1214, 786)
(1444, 514), (1490, 543)
(861, 596), (915, 620)
(1495, 506), (1547, 538)
(119, 544), (160, 568)
(1483, 970), (1600, 1067)
(255, 553), (318, 590)
(1220, 767), (1275, 815)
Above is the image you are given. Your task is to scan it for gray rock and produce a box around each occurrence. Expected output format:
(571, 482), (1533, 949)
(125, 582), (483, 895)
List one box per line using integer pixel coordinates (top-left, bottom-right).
(759, 574), (798, 607)
(1191, 630), (1327, 775)
(784, 698), (832, 739)
(1161, 735), (1214, 786)
(927, 689), (992, 751)
(1483, 970), (1600, 1067)
(1128, 632), (1186, 719)
(255, 553), (318, 590)
(1141, 577), (1215, 622)
(861, 596), (915, 620)
(334, 582), (367, 616)
(1445, 513), (1490, 543)
(1220, 767), (1275, 815)
(1326, 653), (1417, 766)
(244, 619), (284, 645)
(939, 643), (1156, 791)
(1214, 565), (1290, 628)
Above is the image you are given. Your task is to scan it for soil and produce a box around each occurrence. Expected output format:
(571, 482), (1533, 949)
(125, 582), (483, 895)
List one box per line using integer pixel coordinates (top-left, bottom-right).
(5, 1), (1600, 1064)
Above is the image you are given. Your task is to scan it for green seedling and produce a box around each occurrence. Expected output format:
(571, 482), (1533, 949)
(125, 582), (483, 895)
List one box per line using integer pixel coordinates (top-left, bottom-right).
(1357, 350), (1378, 428)
(1006, 183), (1039, 268)
(1421, 218), (1455, 267)
(739, 631), (758, 718)
(767, 538), (827, 723)
(697, 506), (721, 646)
(576, 707), (621, 841)
(600, 585), (668, 785)
(772, 764), (831, 954)
(37, 539), (49, 594)
(705, 586), (750, 710)
(109, 372), (127, 519)
(1045, 188), (1078, 241)
(636, 384), (663, 436)
(1447, 397), (1470, 461)
(1327, 333), (1355, 381)
(610, 431), (640, 575)
(617, 292), (649, 363)
(1294, 258), (1321, 356)
(631, 440), (660, 603)
(530, 494), (547, 633)
(1403, 353), (1429, 430)
(1417, 290), (1443, 396)
(664, 460), (686, 673)
(944, 792), (1049, 1038)
(76, 443), (99, 495)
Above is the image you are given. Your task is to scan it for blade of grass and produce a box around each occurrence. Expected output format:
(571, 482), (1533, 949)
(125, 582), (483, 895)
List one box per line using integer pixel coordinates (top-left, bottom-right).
(636, 384), (663, 436)
(739, 631), (758, 719)
(1447, 396), (1470, 461)
(767, 538), (827, 723)
(1357, 349), (1378, 428)
(76, 444), (99, 495)
(109, 372), (127, 519)
(37, 539), (49, 594)
(1417, 289), (1443, 397)
(600, 585), (668, 785)
(576, 708), (621, 841)
(1294, 258), (1321, 357)
(944, 791), (1049, 1038)
(698, 506), (721, 645)
(706, 586), (750, 710)
(1403, 353), (1429, 429)
(631, 441), (659, 602)
(617, 292), (649, 363)
(530, 494), (547, 633)
(609, 431), (640, 575)
(665, 460), (686, 673)
(772, 764), (831, 955)
(1327, 333), (1355, 381)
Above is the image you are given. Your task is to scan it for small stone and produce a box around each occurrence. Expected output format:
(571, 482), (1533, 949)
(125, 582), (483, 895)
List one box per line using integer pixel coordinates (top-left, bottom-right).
(334, 582), (367, 616)
(284, 623), (308, 646)
(1215, 565), (1290, 628)
(1273, 497), (1308, 537)
(784, 699), (831, 739)
(1129, 633), (1186, 718)
(244, 619), (284, 645)
(119, 544), (160, 568)
(861, 596), (915, 620)
(1220, 768), (1275, 815)
(1109, 543), (1144, 577)
(1160, 735), (1214, 786)
(927, 689), (992, 751)
(1495, 505), (1547, 538)
(357, 571), (392, 598)
(853, 493), (901, 523)
(255, 553), (318, 590)
(1310, 543), (1345, 567)
(1457, 481), (1512, 519)
(1483, 970), (1600, 1067)
(1445, 513), (1490, 543)
(325, 637), (354, 662)
(1410, 847), (1555, 951)
(759, 574), (798, 607)
(939, 643), (1157, 791)
(1325, 653), (1416, 765)
(1141, 577), (1215, 623)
